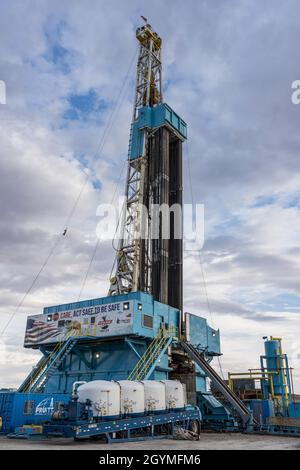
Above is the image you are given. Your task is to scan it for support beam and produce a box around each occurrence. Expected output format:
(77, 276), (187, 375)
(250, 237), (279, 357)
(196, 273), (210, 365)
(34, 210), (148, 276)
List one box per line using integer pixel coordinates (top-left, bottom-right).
(72, 348), (93, 370)
(124, 338), (142, 359)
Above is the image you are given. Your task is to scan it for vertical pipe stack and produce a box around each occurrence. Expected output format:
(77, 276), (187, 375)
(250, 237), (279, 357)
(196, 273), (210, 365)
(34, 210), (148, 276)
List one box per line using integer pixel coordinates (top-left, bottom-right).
(168, 138), (183, 316)
(149, 129), (183, 315)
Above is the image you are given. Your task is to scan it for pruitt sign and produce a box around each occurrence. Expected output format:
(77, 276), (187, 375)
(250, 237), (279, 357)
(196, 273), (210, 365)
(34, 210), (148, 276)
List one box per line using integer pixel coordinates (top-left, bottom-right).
(35, 398), (54, 415)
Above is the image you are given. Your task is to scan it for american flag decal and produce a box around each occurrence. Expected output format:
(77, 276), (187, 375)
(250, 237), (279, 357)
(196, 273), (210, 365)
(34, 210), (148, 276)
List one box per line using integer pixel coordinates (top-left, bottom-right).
(24, 319), (60, 345)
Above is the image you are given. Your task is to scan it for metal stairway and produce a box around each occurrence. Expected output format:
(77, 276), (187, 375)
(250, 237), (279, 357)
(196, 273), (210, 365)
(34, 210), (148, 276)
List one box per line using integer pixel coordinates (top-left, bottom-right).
(18, 354), (49, 393)
(128, 332), (173, 381)
(180, 342), (255, 426)
(18, 337), (78, 393)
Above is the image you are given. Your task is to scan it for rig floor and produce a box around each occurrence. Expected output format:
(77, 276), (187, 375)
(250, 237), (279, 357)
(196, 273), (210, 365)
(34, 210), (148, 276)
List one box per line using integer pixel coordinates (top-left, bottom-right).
(0, 433), (299, 450)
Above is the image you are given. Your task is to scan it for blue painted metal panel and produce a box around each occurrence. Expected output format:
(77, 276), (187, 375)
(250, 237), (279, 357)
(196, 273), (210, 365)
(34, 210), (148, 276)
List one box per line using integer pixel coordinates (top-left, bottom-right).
(130, 104), (187, 160)
(185, 313), (222, 399)
(43, 335), (174, 393)
(186, 313), (221, 355)
(195, 374), (207, 394)
(198, 393), (234, 429)
(43, 291), (149, 314)
(130, 122), (145, 159)
(44, 339), (149, 393)
(132, 299), (180, 338)
(0, 392), (69, 433)
(198, 392), (231, 418)
(289, 402), (300, 418)
(248, 399), (274, 424)
(264, 340), (286, 397)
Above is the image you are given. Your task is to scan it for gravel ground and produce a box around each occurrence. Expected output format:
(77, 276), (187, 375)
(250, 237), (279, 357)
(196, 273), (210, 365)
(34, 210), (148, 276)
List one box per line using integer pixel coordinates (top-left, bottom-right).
(0, 433), (299, 450)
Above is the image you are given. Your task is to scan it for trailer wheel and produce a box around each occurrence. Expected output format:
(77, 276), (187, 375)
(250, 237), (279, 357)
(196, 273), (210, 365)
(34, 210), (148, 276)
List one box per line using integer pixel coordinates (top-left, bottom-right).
(190, 419), (200, 439)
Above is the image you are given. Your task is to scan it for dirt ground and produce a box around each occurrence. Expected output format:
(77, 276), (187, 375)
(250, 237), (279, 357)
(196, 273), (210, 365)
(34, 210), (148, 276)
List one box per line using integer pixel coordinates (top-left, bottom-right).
(0, 433), (299, 450)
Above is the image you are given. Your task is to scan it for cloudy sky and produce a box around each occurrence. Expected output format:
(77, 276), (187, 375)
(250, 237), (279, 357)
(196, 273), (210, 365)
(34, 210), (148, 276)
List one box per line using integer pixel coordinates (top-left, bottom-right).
(0, 0), (300, 392)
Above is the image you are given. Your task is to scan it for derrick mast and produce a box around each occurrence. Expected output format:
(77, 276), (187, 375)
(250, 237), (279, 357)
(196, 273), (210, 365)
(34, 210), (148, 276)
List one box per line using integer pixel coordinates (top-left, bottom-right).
(109, 23), (187, 317)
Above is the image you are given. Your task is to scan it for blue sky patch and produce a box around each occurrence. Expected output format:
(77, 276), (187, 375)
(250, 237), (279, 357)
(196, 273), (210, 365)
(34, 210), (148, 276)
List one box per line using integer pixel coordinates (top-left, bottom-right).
(92, 178), (102, 190)
(283, 194), (300, 209)
(213, 214), (242, 237)
(43, 20), (73, 74)
(64, 89), (108, 122)
(251, 194), (278, 208)
(257, 293), (300, 312)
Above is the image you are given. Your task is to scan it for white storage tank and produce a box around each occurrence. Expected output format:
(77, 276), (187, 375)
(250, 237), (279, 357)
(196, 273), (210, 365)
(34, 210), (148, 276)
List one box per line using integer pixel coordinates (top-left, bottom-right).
(117, 380), (144, 416)
(142, 380), (166, 413)
(161, 380), (186, 410)
(77, 380), (120, 418)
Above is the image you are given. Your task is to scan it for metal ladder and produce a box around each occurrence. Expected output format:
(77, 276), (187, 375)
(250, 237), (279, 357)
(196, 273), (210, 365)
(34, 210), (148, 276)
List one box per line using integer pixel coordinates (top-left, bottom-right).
(180, 342), (256, 427)
(128, 330), (173, 381)
(18, 336), (78, 393)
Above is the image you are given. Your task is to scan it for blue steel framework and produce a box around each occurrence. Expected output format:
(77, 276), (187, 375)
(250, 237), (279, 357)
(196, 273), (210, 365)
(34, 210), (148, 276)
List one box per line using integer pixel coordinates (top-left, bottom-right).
(228, 337), (300, 427)
(20, 292), (221, 395)
(260, 337), (293, 416)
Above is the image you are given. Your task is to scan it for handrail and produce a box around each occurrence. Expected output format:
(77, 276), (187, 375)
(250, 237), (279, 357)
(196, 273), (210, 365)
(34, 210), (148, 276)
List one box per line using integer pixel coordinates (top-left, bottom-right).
(20, 333), (76, 392)
(128, 327), (175, 381)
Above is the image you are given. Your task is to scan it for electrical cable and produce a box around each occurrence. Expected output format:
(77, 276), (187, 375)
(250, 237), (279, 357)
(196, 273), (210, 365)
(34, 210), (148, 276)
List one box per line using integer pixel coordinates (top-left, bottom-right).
(64, 46), (138, 235)
(198, 250), (225, 380)
(0, 233), (62, 337)
(77, 158), (127, 301)
(77, 239), (100, 302)
(76, 46), (139, 300)
(76, 48), (137, 301)
(185, 142), (225, 380)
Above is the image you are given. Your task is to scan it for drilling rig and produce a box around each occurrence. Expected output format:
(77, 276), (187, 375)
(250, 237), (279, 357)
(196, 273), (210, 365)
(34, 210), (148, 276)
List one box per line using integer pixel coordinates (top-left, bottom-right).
(109, 23), (184, 326)
(0, 22), (255, 436)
